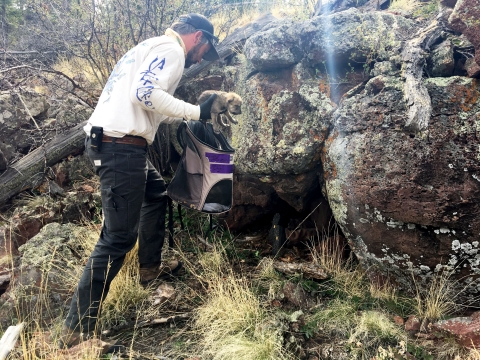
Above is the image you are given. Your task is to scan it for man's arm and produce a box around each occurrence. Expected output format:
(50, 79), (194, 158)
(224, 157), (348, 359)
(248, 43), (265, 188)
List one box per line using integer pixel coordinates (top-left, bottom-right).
(129, 48), (200, 120)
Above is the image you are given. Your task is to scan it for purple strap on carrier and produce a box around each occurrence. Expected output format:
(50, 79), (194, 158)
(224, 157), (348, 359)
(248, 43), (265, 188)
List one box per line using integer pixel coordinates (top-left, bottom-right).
(210, 164), (234, 174)
(205, 152), (231, 164)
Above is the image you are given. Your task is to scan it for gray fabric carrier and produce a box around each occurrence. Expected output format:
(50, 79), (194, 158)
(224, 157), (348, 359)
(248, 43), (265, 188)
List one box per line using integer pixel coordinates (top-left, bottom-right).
(167, 120), (235, 214)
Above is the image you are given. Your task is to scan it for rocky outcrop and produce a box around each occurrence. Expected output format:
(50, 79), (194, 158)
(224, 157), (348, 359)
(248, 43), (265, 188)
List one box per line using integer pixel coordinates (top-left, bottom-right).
(0, 223), (94, 329)
(322, 75), (480, 296)
(0, 90), (92, 169)
(210, 9), (480, 298)
(234, 66), (333, 176)
(171, 7), (480, 244)
(0, 188), (99, 274)
(0, 90), (49, 163)
(432, 312), (480, 348)
(246, 9), (414, 70)
(221, 10), (416, 228)
(225, 63), (333, 227)
(449, 0), (480, 68)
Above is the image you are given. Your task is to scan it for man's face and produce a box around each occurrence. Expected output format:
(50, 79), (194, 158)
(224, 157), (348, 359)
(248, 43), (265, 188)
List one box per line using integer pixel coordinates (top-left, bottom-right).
(185, 42), (211, 68)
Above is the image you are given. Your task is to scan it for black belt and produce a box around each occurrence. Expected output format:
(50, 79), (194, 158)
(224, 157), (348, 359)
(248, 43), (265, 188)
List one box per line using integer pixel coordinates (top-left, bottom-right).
(102, 134), (147, 147)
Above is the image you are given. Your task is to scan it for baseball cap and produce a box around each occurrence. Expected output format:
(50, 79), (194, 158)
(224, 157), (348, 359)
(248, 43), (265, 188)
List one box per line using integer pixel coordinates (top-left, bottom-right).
(178, 13), (220, 61)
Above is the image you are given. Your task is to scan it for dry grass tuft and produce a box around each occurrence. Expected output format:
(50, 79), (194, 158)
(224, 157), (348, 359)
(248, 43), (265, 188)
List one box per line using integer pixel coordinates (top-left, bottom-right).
(311, 233), (344, 275)
(311, 234), (367, 298)
(308, 298), (358, 337)
(413, 270), (458, 322)
(256, 257), (283, 299)
(468, 346), (480, 360)
(193, 272), (289, 360)
(369, 278), (398, 303)
(349, 310), (405, 348)
(185, 241), (292, 360)
(197, 244), (230, 280)
(19, 331), (108, 359)
(100, 243), (150, 329)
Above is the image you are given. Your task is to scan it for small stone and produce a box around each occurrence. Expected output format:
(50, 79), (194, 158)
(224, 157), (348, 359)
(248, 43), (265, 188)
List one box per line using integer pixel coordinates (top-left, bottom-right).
(151, 283), (176, 306)
(393, 315), (404, 325)
(405, 315), (421, 332)
(465, 58), (480, 78)
(77, 184), (95, 193)
(271, 299), (282, 308)
(280, 281), (311, 308)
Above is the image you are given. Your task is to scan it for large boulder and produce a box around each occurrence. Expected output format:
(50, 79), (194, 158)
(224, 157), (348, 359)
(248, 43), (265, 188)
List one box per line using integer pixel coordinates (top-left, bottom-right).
(245, 9), (415, 70)
(323, 75), (480, 298)
(244, 19), (304, 71)
(428, 39), (455, 77)
(234, 65), (333, 176)
(225, 61), (334, 228)
(449, 0), (480, 67)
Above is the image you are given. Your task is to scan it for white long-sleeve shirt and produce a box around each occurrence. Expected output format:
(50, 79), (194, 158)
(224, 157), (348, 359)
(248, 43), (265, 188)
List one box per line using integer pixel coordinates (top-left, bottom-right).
(84, 30), (200, 145)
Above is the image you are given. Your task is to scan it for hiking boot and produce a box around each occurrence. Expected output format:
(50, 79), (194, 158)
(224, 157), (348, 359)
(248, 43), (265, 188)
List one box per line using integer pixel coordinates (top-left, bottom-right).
(57, 326), (93, 349)
(139, 260), (183, 284)
(57, 326), (124, 353)
(269, 213), (286, 256)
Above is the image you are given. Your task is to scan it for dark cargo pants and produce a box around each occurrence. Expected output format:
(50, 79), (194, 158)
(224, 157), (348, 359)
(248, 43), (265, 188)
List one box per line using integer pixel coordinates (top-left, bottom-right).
(65, 136), (167, 333)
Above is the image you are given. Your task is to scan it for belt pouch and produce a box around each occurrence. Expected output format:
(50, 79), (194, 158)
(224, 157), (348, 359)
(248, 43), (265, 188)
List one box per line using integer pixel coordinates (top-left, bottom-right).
(90, 126), (103, 152)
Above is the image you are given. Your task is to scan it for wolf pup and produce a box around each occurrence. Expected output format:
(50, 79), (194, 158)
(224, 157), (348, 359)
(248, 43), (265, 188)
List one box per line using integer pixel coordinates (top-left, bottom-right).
(197, 90), (242, 131)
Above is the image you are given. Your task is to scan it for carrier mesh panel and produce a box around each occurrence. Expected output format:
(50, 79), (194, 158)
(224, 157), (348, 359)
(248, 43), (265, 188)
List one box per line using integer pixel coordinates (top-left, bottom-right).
(167, 121), (235, 214)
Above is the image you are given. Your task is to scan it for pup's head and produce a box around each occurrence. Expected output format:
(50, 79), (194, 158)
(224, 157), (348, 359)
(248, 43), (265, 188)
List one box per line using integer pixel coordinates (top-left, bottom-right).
(226, 92), (242, 115)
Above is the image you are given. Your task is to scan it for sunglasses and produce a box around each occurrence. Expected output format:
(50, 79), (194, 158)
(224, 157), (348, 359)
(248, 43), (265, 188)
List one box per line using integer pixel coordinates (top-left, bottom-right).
(178, 17), (219, 47)
(199, 29), (219, 47)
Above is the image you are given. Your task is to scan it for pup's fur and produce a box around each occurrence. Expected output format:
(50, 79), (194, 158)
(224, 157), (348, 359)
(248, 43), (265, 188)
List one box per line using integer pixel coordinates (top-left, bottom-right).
(197, 90), (242, 130)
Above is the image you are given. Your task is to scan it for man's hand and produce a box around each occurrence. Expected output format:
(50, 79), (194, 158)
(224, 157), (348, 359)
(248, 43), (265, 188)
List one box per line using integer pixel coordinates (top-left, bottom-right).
(199, 93), (218, 122)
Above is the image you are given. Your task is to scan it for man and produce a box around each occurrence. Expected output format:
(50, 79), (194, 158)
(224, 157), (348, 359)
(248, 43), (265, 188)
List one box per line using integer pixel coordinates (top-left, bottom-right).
(60, 13), (220, 348)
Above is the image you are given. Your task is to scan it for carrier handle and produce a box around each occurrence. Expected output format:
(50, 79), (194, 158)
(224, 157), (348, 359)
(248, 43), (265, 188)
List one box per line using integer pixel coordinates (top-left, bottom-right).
(176, 121), (188, 150)
(167, 197), (174, 248)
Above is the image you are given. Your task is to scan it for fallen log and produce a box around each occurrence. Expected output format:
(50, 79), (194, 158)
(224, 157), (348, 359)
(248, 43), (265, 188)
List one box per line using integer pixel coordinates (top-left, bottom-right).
(0, 15), (276, 207)
(273, 261), (329, 280)
(0, 121), (87, 207)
